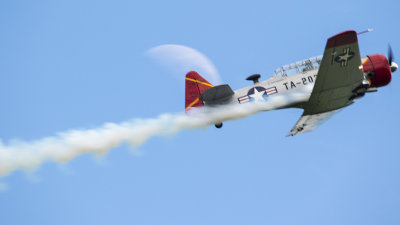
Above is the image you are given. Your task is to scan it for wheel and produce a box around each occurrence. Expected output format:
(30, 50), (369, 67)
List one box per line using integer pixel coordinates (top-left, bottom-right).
(215, 123), (223, 128)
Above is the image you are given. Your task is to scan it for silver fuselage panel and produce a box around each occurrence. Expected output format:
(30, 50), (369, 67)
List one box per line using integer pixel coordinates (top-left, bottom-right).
(218, 68), (319, 110)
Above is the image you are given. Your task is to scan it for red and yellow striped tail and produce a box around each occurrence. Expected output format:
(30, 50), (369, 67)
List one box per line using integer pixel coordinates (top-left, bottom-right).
(185, 71), (213, 112)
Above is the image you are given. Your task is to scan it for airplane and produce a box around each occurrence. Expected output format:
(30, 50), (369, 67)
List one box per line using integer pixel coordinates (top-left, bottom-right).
(184, 30), (398, 136)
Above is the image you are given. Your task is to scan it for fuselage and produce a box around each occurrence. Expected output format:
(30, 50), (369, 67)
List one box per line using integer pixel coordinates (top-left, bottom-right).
(230, 68), (318, 110)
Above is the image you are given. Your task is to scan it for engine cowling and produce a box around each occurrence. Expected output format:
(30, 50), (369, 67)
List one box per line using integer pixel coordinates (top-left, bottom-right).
(363, 54), (392, 87)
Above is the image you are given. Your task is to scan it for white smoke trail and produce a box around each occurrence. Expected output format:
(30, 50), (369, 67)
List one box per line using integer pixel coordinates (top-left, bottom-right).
(0, 89), (310, 177)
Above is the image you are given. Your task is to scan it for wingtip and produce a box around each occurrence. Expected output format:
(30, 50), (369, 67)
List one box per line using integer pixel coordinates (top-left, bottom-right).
(326, 30), (358, 49)
(286, 131), (296, 137)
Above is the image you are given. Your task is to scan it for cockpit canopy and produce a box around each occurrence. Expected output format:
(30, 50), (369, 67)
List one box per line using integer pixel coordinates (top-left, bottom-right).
(274, 56), (322, 77)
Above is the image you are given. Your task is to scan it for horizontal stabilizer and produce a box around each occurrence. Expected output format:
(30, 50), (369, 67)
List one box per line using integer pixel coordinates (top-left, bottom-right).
(199, 84), (234, 105)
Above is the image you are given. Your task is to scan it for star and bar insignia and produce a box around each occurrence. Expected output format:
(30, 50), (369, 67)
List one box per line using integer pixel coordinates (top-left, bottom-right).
(334, 47), (355, 67)
(238, 86), (277, 104)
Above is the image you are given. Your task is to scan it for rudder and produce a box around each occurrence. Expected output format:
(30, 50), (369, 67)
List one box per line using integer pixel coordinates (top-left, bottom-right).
(185, 71), (213, 112)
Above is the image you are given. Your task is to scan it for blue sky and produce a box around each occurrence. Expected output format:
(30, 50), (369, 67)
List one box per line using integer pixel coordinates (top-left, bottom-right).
(0, 0), (399, 225)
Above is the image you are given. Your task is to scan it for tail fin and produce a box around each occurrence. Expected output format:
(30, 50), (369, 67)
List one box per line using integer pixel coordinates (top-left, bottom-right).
(185, 71), (213, 112)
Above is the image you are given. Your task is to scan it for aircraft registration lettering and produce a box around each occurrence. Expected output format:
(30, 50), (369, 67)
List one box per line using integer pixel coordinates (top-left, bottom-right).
(283, 81), (297, 90)
(283, 75), (317, 90)
(301, 75), (317, 85)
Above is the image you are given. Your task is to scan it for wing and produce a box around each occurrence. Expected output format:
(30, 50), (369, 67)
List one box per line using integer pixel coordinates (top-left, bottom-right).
(304, 30), (364, 115)
(286, 109), (341, 136)
(287, 30), (364, 136)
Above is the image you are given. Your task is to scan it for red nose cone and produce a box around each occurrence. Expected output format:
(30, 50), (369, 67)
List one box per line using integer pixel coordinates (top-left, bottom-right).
(363, 54), (392, 87)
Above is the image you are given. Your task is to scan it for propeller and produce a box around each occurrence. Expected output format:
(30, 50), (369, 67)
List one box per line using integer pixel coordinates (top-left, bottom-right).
(388, 44), (398, 73)
(388, 44), (393, 66)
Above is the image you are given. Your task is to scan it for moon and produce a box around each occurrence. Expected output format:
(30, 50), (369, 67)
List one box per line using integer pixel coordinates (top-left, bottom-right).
(146, 44), (222, 85)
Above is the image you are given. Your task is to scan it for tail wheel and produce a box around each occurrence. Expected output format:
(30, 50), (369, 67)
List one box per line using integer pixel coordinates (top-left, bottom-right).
(215, 123), (223, 128)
